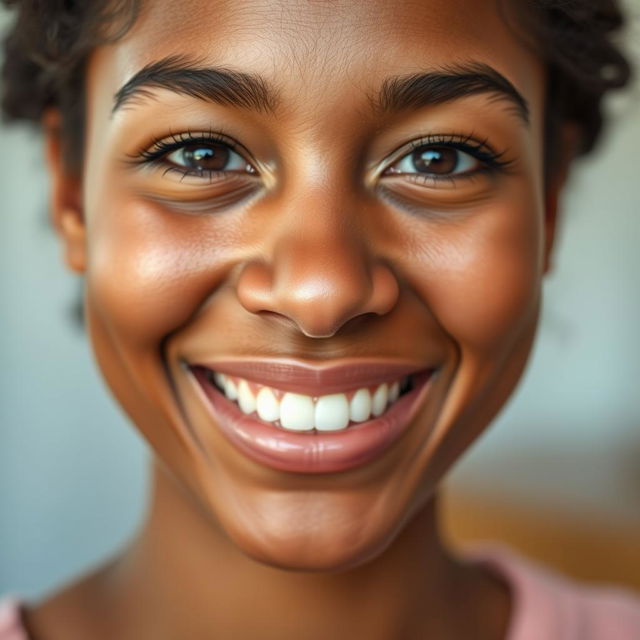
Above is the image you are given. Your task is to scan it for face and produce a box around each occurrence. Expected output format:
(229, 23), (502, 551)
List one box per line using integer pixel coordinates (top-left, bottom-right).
(53, 0), (551, 570)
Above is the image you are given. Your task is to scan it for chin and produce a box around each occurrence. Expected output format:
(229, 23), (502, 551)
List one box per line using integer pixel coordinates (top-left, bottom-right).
(235, 530), (393, 574)
(217, 499), (401, 574)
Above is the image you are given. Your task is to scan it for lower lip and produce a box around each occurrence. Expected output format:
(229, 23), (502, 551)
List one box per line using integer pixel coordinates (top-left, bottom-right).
(192, 369), (433, 474)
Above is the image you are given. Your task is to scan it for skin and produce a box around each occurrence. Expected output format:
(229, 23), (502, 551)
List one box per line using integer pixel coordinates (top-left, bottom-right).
(28, 0), (573, 638)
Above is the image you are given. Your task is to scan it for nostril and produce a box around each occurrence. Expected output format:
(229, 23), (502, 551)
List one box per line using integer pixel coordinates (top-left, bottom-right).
(368, 263), (400, 317)
(338, 312), (380, 334)
(235, 260), (274, 314)
(235, 252), (400, 339)
(256, 310), (301, 332)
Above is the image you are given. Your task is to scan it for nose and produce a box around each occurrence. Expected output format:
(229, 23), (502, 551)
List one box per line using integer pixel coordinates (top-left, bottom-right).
(235, 201), (399, 338)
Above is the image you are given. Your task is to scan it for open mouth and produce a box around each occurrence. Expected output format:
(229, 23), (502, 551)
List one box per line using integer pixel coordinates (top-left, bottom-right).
(189, 361), (434, 473)
(196, 366), (416, 432)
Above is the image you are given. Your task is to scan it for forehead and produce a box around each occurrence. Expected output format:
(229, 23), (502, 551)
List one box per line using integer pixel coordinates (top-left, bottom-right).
(93, 0), (543, 116)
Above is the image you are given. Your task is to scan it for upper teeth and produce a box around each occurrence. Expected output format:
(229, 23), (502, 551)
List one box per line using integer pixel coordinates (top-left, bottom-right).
(210, 371), (405, 432)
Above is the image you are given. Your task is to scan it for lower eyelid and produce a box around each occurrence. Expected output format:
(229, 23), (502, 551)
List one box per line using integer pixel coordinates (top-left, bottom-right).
(382, 167), (488, 185)
(139, 180), (265, 216)
(376, 179), (498, 216)
(379, 169), (496, 196)
(154, 166), (256, 187)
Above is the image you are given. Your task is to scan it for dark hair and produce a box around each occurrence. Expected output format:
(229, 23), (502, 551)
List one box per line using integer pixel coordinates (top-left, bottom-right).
(1, 0), (632, 177)
(1, 0), (140, 173)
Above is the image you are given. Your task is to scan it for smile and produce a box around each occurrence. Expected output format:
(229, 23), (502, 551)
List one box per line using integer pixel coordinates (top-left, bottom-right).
(204, 370), (412, 432)
(190, 360), (435, 474)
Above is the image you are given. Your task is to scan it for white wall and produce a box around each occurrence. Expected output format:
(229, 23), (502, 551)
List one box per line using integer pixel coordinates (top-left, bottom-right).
(1, 3), (639, 598)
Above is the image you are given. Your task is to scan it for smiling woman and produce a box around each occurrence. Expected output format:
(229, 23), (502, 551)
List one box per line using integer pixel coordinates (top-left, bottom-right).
(0, 1), (638, 639)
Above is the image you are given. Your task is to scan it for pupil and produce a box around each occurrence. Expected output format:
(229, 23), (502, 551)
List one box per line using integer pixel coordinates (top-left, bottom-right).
(182, 144), (229, 171)
(412, 146), (458, 175)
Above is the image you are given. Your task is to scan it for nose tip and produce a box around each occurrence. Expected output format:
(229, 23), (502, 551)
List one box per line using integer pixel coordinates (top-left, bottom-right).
(236, 256), (399, 338)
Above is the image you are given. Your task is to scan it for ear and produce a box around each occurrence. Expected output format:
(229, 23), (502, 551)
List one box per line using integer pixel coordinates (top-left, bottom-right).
(43, 109), (86, 273)
(543, 122), (581, 274)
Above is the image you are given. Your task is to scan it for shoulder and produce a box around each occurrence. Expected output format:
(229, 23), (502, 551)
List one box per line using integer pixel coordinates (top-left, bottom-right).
(466, 545), (640, 640)
(0, 598), (29, 640)
(4, 562), (125, 640)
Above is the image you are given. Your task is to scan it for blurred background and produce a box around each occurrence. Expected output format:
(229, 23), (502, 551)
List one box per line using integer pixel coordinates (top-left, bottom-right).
(1, 2), (639, 599)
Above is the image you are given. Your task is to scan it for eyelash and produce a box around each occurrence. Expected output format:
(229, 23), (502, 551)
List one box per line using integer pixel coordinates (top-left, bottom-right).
(131, 129), (253, 181)
(131, 130), (513, 184)
(384, 132), (513, 184)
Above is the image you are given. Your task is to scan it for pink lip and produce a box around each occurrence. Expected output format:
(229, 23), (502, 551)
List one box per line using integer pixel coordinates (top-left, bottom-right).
(190, 363), (434, 474)
(192, 358), (424, 395)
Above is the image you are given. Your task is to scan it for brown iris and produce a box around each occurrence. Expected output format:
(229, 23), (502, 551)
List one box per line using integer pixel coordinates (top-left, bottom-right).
(411, 146), (458, 175)
(178, 144), (230, 172)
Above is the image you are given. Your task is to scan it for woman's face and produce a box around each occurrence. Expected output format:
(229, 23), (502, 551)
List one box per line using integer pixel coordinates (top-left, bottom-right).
(56, 0), (549, 569)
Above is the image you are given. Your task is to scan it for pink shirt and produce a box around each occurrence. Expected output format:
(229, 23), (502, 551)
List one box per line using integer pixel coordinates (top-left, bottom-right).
(2, 546), (640, 639)
(0, 600), (27, 640)
(472, 546), (640, 639)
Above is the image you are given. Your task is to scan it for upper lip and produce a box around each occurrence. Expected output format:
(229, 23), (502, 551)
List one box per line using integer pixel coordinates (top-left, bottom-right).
(191, 358), (428, 395)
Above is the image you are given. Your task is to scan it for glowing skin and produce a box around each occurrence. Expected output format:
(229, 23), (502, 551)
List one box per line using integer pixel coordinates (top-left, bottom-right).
(32, 0), (570, 638)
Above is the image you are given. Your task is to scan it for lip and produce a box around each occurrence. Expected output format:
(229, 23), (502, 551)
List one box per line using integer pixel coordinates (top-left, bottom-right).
(189, 361), (434, 474)
(191, 358), (424, 395)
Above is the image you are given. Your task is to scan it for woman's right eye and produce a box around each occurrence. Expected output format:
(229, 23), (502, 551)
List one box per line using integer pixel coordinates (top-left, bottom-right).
(164, 142), (253, 175)
(133, 133), (258, 182)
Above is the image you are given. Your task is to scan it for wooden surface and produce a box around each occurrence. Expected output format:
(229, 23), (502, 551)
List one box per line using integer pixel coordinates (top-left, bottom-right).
(442, 489), (640, 591)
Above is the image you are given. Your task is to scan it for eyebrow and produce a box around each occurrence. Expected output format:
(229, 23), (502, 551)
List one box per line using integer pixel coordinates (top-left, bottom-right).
(112, 55), (279, 114)
(113, 57), (529, 125)
(373, 62), (530, 124)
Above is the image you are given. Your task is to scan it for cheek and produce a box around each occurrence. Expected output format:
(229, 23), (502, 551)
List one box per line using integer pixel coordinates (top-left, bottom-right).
(84, 197), (240, 347)
(81, 195), (249, 470)
(405, 197), (543, 356)
(395, 192), (545, 482)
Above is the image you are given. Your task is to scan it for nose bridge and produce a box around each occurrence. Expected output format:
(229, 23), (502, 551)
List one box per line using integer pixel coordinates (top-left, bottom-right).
(236, 184), (399, 338)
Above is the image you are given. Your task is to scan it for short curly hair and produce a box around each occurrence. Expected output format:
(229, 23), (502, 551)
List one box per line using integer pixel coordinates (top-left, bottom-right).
(1, 0), (632, 178)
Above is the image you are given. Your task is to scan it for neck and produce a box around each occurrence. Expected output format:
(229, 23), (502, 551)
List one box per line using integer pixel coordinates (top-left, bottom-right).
(105, 462), (509, 640)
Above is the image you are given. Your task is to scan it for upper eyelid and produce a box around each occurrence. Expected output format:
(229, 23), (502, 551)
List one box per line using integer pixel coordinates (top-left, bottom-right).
(123, 132), (259, 186)
(375, 133), (514, 179)
(130, 131), (508, 181)
(132, 130), (250, 164)
(387, 134), (501, 164)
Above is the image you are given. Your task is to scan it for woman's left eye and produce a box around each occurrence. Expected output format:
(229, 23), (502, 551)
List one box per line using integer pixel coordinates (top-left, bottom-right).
(165, 142), (251, 174)
(386, 145), (480, 178)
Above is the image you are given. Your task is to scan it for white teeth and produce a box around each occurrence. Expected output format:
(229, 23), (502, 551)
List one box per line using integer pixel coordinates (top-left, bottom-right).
(314, 394), (350, 431)
(280, 393), (315, 431)
(349, 388), (372, 423)
(371, 383), (389, 417)
(209, 371), (407, 431)
(256, 387), (280, 422)
(224, 377), (238, 400)
(238, 379), (256, 415)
